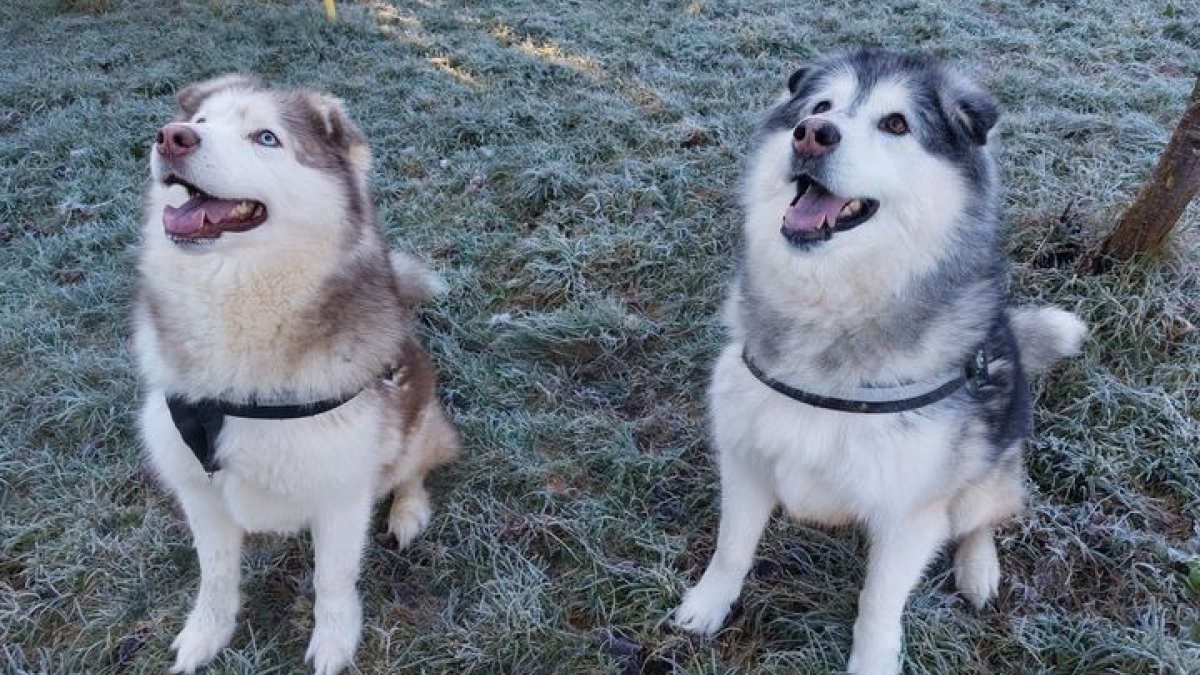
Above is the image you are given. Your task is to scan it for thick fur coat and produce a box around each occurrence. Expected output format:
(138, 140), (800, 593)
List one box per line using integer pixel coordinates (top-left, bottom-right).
(135, 75), (458, 675)
(674, 51), (1086, 675)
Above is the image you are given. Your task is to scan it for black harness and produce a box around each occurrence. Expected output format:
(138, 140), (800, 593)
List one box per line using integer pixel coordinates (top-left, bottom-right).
(741, 345), (992, 414)
(166, 391), (360, 474)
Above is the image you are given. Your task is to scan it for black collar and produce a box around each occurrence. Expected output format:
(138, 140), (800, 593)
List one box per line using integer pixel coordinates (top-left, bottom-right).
(741, 345), (991, 414)
(165, 390), (362, 474)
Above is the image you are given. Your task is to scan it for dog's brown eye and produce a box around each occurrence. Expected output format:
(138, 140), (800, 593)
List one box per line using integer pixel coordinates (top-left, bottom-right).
(880, 113), (909, 135)
(812, 100), (832, 114)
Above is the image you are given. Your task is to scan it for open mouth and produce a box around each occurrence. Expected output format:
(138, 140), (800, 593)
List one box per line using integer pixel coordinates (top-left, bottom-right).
(781, 175), (879, 246)
(162, 175), (267, 244)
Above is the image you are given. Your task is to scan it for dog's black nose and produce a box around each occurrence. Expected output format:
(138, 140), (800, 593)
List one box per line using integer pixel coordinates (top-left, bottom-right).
(793, 118), (840, 157)
(156, 123), (201, 158)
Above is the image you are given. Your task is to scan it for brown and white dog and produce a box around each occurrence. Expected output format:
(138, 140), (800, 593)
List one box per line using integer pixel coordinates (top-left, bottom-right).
(134, 75), (458, 674)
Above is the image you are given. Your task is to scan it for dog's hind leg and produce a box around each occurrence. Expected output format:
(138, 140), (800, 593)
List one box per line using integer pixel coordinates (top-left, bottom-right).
(305, 495), (371, 675)
(847, 504), (949, 675)
(387, 479), (433, 550)
(171, 491), (245, 674)
(949, 453), (1024, 609)
(384, 407), (458, 549)
(674, 455), (776, 635)
(954, 526), (1000, 608)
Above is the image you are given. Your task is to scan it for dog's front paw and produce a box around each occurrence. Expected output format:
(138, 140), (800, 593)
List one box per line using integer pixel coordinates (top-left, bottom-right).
(169, 608), (236, 674)
(847, 620), (902, 675)
(846, 647), (901, 675)
(304, 603), (362, 675)
(304, 636), (354, 675)
(673, 583), (734, 636)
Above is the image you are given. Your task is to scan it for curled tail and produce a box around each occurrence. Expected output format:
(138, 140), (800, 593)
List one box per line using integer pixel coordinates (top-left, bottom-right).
(390, 251), (447, 308)
(1007, 306), (1088, 374)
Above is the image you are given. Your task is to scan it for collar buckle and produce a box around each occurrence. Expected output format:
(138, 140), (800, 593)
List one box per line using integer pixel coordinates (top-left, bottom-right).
(964, 345), (990, 392)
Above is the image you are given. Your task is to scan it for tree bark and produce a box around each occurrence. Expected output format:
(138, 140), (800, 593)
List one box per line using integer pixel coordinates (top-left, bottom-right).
(1084, 76), (1200, 273)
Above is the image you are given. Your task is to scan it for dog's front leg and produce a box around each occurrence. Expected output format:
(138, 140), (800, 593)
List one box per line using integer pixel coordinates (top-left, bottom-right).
(305, 496), (371, 675)
(674, 455), (776, 635)
(846, 505), (949, 675)
(171, 491), (245, 674)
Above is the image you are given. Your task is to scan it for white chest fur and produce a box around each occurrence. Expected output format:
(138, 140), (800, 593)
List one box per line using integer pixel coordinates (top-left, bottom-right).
(141, 392), (386, 534)
(708, 344), (962, 525)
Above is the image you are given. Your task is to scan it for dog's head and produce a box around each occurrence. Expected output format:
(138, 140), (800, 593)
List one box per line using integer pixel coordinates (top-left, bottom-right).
(147, 75), (372, 251)
(746, 49), (999, 254)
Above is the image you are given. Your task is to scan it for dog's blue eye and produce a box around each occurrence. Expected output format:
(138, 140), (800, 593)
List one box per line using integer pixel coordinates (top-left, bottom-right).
(812, 100), (832, 114)
(254, 130), (281, 147)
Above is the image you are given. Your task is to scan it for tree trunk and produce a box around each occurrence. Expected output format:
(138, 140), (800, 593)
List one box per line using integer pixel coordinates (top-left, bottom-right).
(1083, 76), (1200, 273)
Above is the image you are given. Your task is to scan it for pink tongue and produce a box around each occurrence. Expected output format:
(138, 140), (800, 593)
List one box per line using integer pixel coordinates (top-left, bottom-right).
(163, 196), (244, 236)
(784, 192), (849, 232)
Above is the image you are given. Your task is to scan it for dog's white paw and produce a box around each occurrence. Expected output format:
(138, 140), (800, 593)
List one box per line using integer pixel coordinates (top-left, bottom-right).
(387, 493), (432, 550)
(846, 647), (902, 675)
(304, 624), (358, 675)
(305, 598), (361, 675)
(954, 534), (1000, 609)
(169, 608), (236, 674)
(673, 583), (735, 636)
(847, 615), (903, 675)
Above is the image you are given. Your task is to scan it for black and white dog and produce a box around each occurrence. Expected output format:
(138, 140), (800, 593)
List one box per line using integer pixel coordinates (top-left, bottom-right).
(674, 50), (1086, 675)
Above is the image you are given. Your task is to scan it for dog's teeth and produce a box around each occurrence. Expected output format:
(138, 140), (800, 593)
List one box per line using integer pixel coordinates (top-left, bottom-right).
(840, 199), (864, 219)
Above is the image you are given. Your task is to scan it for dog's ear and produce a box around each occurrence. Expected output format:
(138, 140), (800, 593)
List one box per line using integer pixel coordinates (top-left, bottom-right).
(787, 66), (811, 94)
(949, 88), (999, 146)
(305, 93), (372, 174)
(176, 74), (260, 118)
